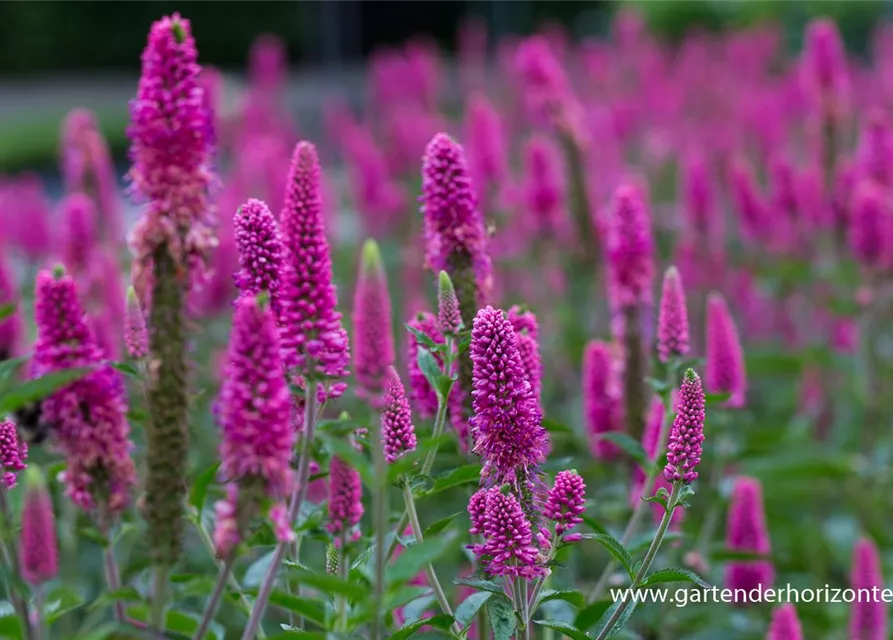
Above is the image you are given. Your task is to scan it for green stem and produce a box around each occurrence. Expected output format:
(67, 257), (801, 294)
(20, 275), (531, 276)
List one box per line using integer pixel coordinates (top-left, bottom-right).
(241, 381), (318, 640)
(99, 505), (125, 624)
(386, 383), (451, 562)
(190, 517), (263, 636)
(520, 579), (530, 640)
(151, 565), (169, 631)
(285, 537), (303, 629)
(589, 364), (677, 602)
(33, 585), (45, 640)
(0, 476), (32, 640)
(370, 411), (387, 640)
(194, 559), (233, 640)
(403, 482), (461, 634)
(594, 483), (682, 640)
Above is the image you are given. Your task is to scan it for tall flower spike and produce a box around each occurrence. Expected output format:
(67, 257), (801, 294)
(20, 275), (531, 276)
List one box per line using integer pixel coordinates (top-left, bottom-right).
(508, 305), (543, 407)
(850, 537), (887, 640)
(663, 369), (706, 485)
(607, 184), (654, 311)
(657, 266), (690, 363)
(59, 192), (97, 275)
(849, 181), (890, 271)
(32, 268), (137, 513)
(469, 307), (547, 484)
(278, 142), (350, 400)
(543, 470), (586, 537)
(802, 18), (849, 118)
(214, 295), (295, 558)
(437, 270), (462, 336)
(327, 456), (363, 541)
(352, 239), (394, 406)
(381, 367), (417, 464)
(582, 340), (622, 460)
(464, 92), (507, 195)
(706, 292), (747, 408)
(725, 476), (774, 597)
(0, 420), (27, 489)
(767, 604), (803, 640)
(522, 133), (567, 240)
(421, 133), (493, 324)
(19, 467), (58, 586)
(234, 198), (284, 316)
(480, 487), (545, 580)
(467, 488), (489, 536)
(124, 287), (148, 360)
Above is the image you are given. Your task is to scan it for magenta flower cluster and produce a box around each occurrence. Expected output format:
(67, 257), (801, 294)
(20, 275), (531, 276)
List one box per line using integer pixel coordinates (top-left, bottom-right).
(607, 184), (655, 312)
(327, 456), (363, 541)
(543, 470), (586, 537)
(474, 487), (545, 580)
(19, 471), (58, 586)
(724, 476), (774, 596)
(0, 419), (27, 489)
(278, 142), (350, 399)
(706, 292), (747, 408)
(381, 367), (418, 464)
(469, 306), (547, 484)
(233, 198), (285, 315)
(657, 267), (689, 363)
(663, 369), (706, 485)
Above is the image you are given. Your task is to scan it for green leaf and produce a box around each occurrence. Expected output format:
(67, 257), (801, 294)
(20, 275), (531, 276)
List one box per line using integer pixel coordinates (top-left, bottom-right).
(405, 323), (439, 351)
(282, 564), (367, 599)
(487, 594), (516, 640)
(424, 465), (482, 497)
(110, 361), (141, 378)
(423, 511), (463, 538)
(268, 590), (327, 625)
(0, 366), (92, 413)
(387, 531), (456, 586)
(0, 302), (15, 321)
(88, 586), (144, 613)
(593, 600), (638, 639)
(390, 614), (455, 640)
(452, 577), (504, 595)
(417, 349), (444, 396)
(536, 589), (585, 609)
(704, 391), (732, 405)
(0, 356), (27, 385)
(435, 374), (454, 400)
(542, 419), (575, 434)
(268, 631), (327, 640)
(574, 600), (612, 631)
(243, 550), (276, 588)
(597, 432), (648, 469)
(627, 531), (683, 557)
(349, 544), (376, 572)
(533, 620), (592, 640)
(126, 407), (148, 425)
(454, 590), (493, 627)
(640, 567), (711, 589)
(580, 515), (609, 536)
(189, 463), (220, 513)
(586, 533), (635, 579)
(44, 586), (85, 624)
(707, 548), (772, 562)
(0, 614), (22, 639)
(384, 585), (432, 612)
(126, 605), (215, 639)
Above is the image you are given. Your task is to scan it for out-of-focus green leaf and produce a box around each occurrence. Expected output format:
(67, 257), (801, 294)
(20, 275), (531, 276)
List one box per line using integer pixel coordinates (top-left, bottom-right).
(542, 419), (575, 434)
(593, 600), (637, 639)
(575, 600), (612, 631)
(282, 564), (367, 599)
(0, 302), (15, 321)
(110, 361), (141, 378)
(0, 366), (91, 413)
(640, 567), (711, 589)
(487, 594), (516, 640)
(387, 531), (456, 586)
(268, 631), (327, 639)
(0, 615), (21, 639)
(417, 349), (444, 395)
(704, 392), (732, 405)
(597, 433), (648, 469)
(390, 614), (455, 640)
(268, 589), (327, 625)
(243, 550), (276, 588)
(127, 605), (215, 639)
(453, 577), (504, 595)
(454, 590), (493, 627)
(423, 465), (482, 498)
(405, 323), (439, 351)
(189, 463), (220, 513)
(423, 511), (463, 538)
(88, 586), (144, 613)
(533, 620), (592, 640)
(0, 356), (28, 385)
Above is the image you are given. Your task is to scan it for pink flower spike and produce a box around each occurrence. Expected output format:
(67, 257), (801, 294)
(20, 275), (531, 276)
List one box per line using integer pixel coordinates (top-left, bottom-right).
(58, 192), (97, 275)
(850, 537), (887, 640)
(508, 305), (543, 407)
(437, 271), (462, 336)
(124, 287), (148, 360)
(234, 198), (285, 316)
(706, 292), (747, 408)
(327, 456), (363, 540)
(767, 604), (803, 640)
(849, 181), (890, 271)
(19, 467), (58, 586)
(663, 369), (706, 485)
(0, 419), (27, 489)
(543, 470), (586, 537)
(657, 266), (690, 363)
(724, 477), (774, 599)
(406, 311), (443, 419)
(582, 340), (622, 460)
(607, 184), (655, 312)
(352, 239), (394, 407)
(464, 92), (507, 194)
(481, 487), (545, 580)
(381, 367), (417, 464)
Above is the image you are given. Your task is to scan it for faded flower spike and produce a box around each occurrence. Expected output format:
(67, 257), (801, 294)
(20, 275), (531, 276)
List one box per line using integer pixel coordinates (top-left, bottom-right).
(725, 476), (774, 596)
(19, 467), (58, 586)
(657, 266), (690, 363)
(352, 239), (394, 406)
(768, 604), (803, 640)
(850, 537), (887, 640)
(663, 368), (706, 485)
(706, 292), (746, 408)
(381, 367), (418, 464)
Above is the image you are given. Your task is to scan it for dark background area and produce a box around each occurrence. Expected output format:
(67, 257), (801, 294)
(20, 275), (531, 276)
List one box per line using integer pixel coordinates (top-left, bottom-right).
(0, 0), (887, 76)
